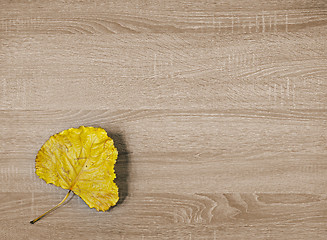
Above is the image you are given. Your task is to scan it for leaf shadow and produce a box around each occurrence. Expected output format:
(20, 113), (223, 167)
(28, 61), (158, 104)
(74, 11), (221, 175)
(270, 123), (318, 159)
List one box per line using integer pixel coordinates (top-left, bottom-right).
(106, 131), (130, 209)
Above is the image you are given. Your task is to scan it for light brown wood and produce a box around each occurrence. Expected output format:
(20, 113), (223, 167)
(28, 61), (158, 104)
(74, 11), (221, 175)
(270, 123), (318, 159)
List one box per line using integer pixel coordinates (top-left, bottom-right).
(0, 0), (326, 239)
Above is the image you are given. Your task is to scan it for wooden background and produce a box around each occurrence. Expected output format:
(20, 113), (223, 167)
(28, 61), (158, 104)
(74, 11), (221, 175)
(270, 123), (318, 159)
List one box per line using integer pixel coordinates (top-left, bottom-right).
(1, 0), (327, 239)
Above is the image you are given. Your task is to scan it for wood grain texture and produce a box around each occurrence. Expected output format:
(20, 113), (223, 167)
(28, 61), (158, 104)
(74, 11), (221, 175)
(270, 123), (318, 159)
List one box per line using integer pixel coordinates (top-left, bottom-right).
(0, 0), (326, 239)
(1, 33), (326, 110)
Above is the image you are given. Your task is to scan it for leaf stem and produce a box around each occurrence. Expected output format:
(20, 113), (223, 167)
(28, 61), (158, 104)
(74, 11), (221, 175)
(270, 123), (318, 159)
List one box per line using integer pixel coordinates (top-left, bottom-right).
(30, 190), (72, 224)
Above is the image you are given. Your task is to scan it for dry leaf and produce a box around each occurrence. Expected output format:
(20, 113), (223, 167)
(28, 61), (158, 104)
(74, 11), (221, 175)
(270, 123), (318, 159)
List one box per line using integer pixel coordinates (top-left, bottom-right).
(30, 126), (118, 224)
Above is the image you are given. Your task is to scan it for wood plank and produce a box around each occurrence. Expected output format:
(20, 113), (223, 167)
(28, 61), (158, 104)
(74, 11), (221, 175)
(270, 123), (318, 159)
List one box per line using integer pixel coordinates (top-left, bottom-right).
(1, 152), (327, 194)
(1, 33), (326, 110)
(1, 0), (326, 34)
(0, 192), (326, 239)
(0, 110), (326, 194)
(1, 110), (326, 154)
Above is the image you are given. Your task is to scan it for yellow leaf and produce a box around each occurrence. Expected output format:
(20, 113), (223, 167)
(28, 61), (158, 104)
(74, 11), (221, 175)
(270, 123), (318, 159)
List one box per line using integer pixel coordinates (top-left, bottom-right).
(30, 126), (119, 223)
